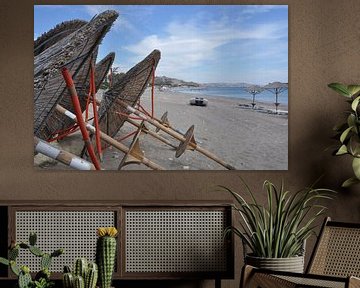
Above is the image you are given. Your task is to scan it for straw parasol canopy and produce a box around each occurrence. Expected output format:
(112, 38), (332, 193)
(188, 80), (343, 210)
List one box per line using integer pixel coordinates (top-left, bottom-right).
(263, 82), (288, 112)
(97, 49), (161, 143)
(47, 51), (116, 138)
(263, 82), (288, 89)
(34, 10), (119, 140)
(34, 20), (87, 56)
(92, 52), (116, 92)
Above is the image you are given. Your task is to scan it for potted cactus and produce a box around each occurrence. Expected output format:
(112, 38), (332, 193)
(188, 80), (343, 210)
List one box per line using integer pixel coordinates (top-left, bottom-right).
(96, 227), (118, 288)
(0, 232), (63, 288)
(62, 258), (98, 288)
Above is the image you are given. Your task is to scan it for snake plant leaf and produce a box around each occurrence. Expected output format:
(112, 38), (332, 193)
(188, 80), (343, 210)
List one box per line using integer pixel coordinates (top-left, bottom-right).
(328, 83), (351, 97)
(342, 177), (360, 188)
(340, 126), (352, 143)
(347, 85), (360, 97)
(351, 96), (360, 111)
(352, 157), (360, 179)
(336, 145), (348, 155)
(221, 180), (335, 258)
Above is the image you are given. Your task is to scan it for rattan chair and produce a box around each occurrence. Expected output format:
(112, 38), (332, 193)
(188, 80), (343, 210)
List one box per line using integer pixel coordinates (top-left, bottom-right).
(241, 217), (360, 288)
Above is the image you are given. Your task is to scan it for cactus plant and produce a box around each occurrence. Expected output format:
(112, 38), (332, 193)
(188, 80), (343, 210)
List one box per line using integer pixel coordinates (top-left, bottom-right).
(63, 272), (74, 288)
(29, 232), (37, 246)
(73, 275), (85, 288)
(0, 232), (63, 288)
(74, 258), (88, 279)
(19, 267), (32, 288)
(85, 262), (98, 288)
(35, 268), (51, 282)
(9, 246), (19, 260)
(96, 227), (118, 288)
(62, 259), (98, 288)
(41, 253), (52, 270)
(29, 245), (44, 257)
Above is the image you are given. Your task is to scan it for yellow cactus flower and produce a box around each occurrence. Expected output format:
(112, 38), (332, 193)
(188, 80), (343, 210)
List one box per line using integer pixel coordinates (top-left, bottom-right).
(97, 227), (118, 237)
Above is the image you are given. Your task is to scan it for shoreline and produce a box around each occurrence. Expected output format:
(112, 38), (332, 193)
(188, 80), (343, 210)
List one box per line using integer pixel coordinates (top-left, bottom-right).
(171, 88), (289, 110)
(163, 88), (289, 114)
(35, 87), (288, 170)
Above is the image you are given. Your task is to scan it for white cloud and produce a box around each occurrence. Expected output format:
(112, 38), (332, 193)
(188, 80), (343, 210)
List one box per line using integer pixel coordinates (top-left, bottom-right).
(85, 5), (131, 32)
(124, 18), (287, 82)
(84, 5), (153, 34)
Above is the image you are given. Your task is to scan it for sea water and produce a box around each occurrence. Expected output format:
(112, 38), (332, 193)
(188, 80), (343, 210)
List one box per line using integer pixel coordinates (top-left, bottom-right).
(173, 86), (288, 105)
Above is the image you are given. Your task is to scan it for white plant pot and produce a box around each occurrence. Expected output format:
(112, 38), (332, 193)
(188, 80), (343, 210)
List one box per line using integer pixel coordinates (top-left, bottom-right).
(245, 254), (305, 273)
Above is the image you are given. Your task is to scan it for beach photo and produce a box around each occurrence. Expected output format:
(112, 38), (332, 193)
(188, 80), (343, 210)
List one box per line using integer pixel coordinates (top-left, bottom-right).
(33, 5), (288, 170)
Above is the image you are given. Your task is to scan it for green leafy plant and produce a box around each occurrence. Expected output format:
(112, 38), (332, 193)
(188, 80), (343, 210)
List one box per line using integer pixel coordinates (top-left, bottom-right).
(328, 83), (360, 187)
(0, 232), (63, 288)
(220, 179), (334, 258)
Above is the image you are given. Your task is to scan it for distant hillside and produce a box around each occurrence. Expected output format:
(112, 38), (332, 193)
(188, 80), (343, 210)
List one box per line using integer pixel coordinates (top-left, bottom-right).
(101, 71), (287, 90)
(154, 76), (200, 87)
(203, 82), (254, 88)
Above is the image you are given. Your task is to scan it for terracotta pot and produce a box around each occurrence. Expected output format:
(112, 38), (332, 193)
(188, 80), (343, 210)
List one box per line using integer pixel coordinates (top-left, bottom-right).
(245, 254), (305, 273)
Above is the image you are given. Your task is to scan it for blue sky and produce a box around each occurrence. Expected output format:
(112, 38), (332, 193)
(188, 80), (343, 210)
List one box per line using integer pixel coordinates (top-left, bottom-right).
(34, 5), (288, 84)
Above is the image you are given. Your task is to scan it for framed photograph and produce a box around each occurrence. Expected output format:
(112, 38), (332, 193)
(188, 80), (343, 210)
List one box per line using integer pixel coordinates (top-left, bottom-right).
(34, 5), (288, 171)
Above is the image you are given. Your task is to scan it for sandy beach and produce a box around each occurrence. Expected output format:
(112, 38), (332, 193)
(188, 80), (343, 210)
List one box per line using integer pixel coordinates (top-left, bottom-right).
(35, 88), (288, 170)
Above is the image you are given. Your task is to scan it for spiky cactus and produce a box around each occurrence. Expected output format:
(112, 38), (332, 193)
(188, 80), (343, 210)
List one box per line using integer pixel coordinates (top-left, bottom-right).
(74, 258), (88, 279)
(73, 275), (85, 288)
(0, 232), (63, 288)
(18, 266), (32, 288)
(96, 227), (118, 288)
(85, 262), (98, 288)
(62, 260), (98, 288)
(63, 272), (74, 288)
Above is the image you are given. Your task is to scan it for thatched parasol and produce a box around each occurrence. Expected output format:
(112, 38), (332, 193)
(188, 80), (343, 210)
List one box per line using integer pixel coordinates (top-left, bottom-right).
(263, 82), (288, 113)
(97, 49), (161, 142)
(91, 52), (115, 93)
(45, 52), (116, 141)
(34, 20), (87, 56)
(34, 10), (119, 140)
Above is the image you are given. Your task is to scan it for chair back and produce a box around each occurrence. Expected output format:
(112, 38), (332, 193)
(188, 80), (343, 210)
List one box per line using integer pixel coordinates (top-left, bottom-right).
(307, 217), (360, 277)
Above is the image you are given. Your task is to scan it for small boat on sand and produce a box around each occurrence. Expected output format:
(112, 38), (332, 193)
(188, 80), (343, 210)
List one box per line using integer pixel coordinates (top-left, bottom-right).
(189, 97), (208, 106)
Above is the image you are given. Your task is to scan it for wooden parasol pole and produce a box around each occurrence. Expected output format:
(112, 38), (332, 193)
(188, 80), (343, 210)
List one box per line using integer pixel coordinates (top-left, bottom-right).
(34, 137), (96, 170)
(118, 101), (236, 170)
(126, 118), (177, 149)
(55, 104), (164, 170)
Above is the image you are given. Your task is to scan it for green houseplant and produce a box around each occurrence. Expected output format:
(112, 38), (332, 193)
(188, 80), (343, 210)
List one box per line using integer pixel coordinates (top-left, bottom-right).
(220, 179), (334, 272)
(328, 83), (360, 187)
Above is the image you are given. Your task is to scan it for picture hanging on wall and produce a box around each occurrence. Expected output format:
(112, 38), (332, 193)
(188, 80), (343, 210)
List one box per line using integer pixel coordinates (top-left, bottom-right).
(33, 5), (288, 171)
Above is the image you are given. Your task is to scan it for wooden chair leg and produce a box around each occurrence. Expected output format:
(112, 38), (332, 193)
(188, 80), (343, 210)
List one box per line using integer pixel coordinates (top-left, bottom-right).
(240, 265), (255, 288)
(349, 276), (360, 288)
